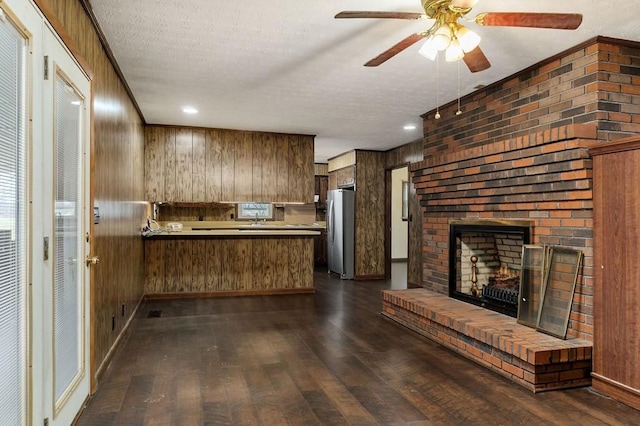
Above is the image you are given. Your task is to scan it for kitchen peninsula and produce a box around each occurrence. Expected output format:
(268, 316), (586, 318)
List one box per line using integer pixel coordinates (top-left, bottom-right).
(144, 222), (322, 297)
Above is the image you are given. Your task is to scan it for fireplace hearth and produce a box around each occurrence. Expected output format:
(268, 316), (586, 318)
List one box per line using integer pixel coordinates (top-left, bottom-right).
(449, 220), (532, 317)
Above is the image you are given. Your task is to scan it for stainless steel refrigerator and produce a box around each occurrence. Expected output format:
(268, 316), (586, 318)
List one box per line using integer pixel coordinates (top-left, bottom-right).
(327, 189), (355, 279)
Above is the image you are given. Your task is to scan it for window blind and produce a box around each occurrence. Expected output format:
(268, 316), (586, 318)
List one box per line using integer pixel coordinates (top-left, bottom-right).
(0, 9), (28, 425)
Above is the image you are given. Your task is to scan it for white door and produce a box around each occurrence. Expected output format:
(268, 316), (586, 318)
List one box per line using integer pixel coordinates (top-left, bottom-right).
(41, 22), (92, 426)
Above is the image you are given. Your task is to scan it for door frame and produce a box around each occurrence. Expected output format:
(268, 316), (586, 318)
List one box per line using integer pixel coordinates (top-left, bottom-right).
(31, 0), (96, 394)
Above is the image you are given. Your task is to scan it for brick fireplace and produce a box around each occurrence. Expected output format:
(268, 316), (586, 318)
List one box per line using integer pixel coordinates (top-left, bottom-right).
(381, 37), (640, 391)
(410, 36), (640, 341)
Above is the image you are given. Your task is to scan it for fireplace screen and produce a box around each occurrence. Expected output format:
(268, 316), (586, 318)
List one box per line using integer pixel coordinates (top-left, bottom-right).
(517, 245), (549, 327)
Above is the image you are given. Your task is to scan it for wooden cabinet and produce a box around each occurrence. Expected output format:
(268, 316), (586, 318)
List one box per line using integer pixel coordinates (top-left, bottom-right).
(336, 165), (356, 188)
(590, 136), (640, 411)
(145, 126), (314, 203)
(315, 175), (328, 207)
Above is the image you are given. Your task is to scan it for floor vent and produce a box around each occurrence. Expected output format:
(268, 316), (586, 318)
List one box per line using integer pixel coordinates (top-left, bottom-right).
(147, 310), (162, 318)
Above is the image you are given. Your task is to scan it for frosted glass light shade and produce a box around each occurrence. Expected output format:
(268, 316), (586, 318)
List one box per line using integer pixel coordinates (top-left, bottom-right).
(445, 39), (464, 62)
(418, 37), (438, 60)
(457, 26), (481, 53)
(432, 25), (452, 51)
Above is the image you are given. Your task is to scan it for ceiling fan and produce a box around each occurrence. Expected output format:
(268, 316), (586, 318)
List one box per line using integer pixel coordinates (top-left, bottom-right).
(335, 0), (583, 72)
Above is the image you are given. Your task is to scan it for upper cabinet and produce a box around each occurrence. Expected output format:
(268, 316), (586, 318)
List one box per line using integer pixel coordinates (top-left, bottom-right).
(145, 126), (314, 203)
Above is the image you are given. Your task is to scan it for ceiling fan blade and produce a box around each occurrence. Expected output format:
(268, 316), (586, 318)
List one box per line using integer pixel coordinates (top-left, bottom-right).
(476, 12), (583, 30)
(463, 46), (491, 73)
(335, 11), (426, 20)
(364, 33), (426, 67)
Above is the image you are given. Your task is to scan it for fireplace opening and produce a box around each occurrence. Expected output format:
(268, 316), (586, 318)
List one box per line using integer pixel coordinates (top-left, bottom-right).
(449, 220), (531, 317)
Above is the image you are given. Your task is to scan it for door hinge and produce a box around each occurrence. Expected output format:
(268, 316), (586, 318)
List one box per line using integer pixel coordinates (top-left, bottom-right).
(44, 55), (49, 80)
(44, 418), (49, 426)
(43, 237), (49, 261)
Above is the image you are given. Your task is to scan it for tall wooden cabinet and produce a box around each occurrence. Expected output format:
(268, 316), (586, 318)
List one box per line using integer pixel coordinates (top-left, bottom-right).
(590, 136), (640, 411)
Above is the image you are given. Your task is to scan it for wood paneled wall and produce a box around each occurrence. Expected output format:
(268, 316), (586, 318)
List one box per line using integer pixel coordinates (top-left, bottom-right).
(145, 237), (315, 294)
(146, 126), (315, 203)
(44, 0), (147, 384)
(354, 151), (386, 279)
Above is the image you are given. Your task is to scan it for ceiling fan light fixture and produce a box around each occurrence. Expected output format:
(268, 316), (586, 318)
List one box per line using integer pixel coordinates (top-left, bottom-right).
(418, 36), (439, 60)
(456, 25), (481, 53)
(445, 39), (464, 62)
(432, 25), (452, 51)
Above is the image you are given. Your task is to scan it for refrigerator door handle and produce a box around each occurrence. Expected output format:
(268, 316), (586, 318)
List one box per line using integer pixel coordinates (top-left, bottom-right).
(328, 199), (335, 242)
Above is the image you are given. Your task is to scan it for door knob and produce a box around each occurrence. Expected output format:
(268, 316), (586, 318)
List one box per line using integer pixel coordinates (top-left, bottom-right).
(85, 255), (100, 266)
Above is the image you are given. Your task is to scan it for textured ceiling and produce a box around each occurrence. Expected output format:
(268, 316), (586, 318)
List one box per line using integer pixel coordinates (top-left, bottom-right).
(89, 0), (640, 163)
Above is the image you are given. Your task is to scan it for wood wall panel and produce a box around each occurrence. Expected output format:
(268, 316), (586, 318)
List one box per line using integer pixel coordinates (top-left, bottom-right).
(145, 237), (315, 294)
(220, 131), (235, 202)
(144, 241), (163, 294)
(175, 129), (193, 202)
(164, 128), (177, 201)
(192, 130), (206, 202)
(234, 132), (253, 202)
(189, 240), (205, 290)
(205, 130), (223, 202)
(355, 151), (386, 279)
(145, 126), (313, 203)
(301, 136), (315, 201)
(204, 240), (222, 292)
(288, 137), (304, 201)
(164, 240), (178, 293)
(275, 134), (290, 202)
(45, 0), (147, 386)
(252, 133), (264, 201)
(144, 127), (163, 200)
(262, 133), (277, 201)
(176, 240), (192, 292)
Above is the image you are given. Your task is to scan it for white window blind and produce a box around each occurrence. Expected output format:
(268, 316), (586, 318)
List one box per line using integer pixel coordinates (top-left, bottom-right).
(0, 8), (28, 425)
(53, 74), (83, 402)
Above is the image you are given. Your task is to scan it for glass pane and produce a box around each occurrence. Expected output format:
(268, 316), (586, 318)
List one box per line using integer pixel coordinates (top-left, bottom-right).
(237, 203), (273, 220)
(53, 74), (83, 401)
(517, 245), (547, 328)
(536, 247), (583, 339)
(0, 10), (28, 425)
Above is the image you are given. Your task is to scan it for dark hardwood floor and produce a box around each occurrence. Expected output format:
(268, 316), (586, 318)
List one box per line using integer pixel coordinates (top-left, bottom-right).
(77, 266), (640, 425)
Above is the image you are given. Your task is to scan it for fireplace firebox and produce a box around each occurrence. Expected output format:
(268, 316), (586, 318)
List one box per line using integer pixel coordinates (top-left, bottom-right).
(449, 220), (532, 317)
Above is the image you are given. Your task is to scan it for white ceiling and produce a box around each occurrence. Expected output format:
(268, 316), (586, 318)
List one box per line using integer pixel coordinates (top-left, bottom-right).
(89, 0), (640, 163)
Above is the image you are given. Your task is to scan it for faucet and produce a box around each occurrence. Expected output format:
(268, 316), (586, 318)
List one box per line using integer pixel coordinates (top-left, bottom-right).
(253, 213), (259, 225)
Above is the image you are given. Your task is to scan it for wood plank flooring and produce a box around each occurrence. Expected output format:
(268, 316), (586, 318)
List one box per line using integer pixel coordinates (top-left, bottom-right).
(77, 266), (640, 425)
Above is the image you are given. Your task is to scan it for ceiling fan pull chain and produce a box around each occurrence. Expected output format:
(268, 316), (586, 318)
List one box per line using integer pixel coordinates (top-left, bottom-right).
(435, 53), (441, 119)
(456, 60), (462, 115)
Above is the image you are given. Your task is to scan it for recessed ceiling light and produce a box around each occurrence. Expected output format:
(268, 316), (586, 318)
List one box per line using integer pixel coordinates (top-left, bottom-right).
(403, 124), (417, 131)
(182, 106), (198, 114)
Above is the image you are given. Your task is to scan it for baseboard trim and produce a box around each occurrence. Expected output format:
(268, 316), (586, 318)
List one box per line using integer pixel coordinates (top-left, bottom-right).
(93, 293), (145, 390)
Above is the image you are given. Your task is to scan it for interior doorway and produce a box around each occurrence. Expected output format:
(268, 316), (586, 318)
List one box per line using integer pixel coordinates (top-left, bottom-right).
(391, 167), (409, 261)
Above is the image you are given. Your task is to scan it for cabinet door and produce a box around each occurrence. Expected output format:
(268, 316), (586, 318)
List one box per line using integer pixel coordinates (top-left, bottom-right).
(336, 165), (355, 188)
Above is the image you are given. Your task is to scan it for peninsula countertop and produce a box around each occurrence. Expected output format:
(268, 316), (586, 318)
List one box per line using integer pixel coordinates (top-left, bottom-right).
(143, 221), (325, 239)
